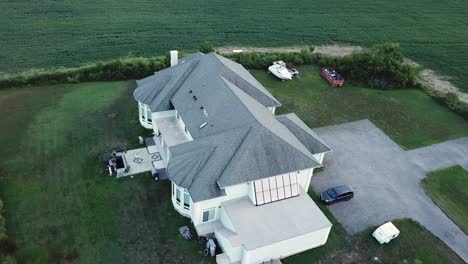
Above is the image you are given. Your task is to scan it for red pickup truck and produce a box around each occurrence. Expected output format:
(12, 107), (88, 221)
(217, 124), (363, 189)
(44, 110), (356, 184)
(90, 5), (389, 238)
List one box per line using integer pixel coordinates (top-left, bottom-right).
(321, 67), (344, 87)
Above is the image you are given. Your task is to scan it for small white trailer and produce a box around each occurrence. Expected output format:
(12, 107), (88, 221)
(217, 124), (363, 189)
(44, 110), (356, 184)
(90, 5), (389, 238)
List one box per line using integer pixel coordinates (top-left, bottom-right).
(372, 222), (400, 244)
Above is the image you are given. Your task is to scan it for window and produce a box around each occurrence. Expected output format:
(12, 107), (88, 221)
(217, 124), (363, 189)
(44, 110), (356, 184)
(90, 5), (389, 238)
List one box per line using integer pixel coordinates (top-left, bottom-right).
(253, 173), (300, 205)
(202, 208), (215, 222)
(140, 103), (145, 121)
(176, 188), (181, 205)
(146, 108), (152, 123)
(183, 191), (190, 209)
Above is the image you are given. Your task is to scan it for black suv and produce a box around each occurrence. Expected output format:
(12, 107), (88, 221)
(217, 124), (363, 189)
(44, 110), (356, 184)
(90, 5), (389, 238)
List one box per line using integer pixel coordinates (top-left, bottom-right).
(320, 185), (354, 205)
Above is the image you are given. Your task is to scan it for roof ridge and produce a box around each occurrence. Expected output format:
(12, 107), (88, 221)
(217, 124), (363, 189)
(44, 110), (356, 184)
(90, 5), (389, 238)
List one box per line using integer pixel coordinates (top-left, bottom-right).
(158, 59), (200, 108)
(214, 54), (280, 107)
(276, 113), (332, 152)
(221, 77), (317, 162)
(215, 126), (253, 189)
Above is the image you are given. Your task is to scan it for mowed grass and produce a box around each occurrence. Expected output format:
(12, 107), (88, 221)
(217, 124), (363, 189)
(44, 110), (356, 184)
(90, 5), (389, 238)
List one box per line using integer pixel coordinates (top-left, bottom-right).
(284, 192), (464, 263)
(252, 65), (468, 149)
(0, 82), (212, 263)
(1, 0), (468, 90)
(421, 166), (468, 235)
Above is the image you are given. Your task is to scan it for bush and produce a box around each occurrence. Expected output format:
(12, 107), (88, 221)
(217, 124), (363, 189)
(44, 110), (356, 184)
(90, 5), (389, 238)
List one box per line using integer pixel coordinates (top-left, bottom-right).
(0, 56), (169, 89)
(225, 43), (417, 89)
(199, 41), (214, 54)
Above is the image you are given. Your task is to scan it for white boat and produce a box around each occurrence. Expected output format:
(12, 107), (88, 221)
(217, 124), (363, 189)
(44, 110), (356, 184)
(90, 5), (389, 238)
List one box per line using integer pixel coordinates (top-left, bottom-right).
(268, 61), (293, 80)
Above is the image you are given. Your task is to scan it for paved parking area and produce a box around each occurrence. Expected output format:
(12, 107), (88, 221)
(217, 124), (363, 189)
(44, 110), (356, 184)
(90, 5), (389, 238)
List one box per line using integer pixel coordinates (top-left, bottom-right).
(310, 120), (468, 262)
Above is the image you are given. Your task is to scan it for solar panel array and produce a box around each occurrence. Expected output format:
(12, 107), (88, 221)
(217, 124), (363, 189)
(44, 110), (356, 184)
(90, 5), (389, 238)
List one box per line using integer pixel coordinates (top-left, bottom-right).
(253, 173), (300, 205)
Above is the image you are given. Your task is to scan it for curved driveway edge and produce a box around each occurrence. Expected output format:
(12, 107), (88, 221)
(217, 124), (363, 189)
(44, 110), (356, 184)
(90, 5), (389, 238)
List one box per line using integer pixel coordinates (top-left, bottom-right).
(310, 119), (468, 262)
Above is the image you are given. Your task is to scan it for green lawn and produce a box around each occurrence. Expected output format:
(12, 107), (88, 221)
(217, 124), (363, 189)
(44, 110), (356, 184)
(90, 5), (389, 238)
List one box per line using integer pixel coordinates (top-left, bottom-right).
(284, 192), (464, 264)
(0, 80), (466, 263)
(421, 166), (468, 235)
(252, 65), (468, 149)
(0, 82), (212, 263)
(1, 0), (468, 90)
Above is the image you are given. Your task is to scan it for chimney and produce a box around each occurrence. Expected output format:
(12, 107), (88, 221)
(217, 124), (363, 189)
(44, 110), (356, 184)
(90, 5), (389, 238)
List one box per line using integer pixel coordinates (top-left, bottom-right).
(170, 50), (178, 67)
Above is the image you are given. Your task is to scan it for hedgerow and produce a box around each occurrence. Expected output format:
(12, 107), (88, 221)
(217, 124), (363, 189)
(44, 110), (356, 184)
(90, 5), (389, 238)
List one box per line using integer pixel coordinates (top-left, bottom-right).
(0, 43), (465, 116)
(0, 56), (169, 89)
(226, 43), (418, 89)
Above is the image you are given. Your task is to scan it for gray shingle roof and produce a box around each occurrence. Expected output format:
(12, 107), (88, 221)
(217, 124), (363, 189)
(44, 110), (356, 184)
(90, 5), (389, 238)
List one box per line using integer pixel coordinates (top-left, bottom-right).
(134, 52), (331, 202)
(276, 113), (332, 155)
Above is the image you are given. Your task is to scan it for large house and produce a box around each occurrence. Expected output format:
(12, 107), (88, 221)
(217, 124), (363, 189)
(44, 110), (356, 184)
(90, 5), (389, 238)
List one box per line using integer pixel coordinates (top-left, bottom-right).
(133, 51), (332, 264)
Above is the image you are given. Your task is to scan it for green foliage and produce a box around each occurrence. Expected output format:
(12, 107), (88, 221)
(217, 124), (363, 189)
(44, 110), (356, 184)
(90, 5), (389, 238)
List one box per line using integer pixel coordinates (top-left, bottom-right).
(0, 56), (169, 89)
(0, 82), (211, 263)
(227, 43), (417, 89)
(422, 166), (468, 234)
(1, 0), (468, 91)
(0, 256), (16, 264)
(252, 65), (468, 149)
(328, 43), (418, 88)
(420, 84), (468, 117)
(0, 200), (16, 263)
(199, 41), (214, 54)
(0, 201), (6, 242)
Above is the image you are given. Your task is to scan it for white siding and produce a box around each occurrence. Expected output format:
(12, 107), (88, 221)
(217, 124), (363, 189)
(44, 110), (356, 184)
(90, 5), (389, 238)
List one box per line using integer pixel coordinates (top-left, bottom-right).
(191, 183), (249, 226)
(154, 109), (176, 119)
(216, 230), (244, 263)
(241, 226), (331, 264)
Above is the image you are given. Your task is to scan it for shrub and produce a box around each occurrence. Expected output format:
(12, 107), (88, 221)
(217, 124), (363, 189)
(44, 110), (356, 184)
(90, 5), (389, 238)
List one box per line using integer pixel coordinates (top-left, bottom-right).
(225, 43), (418, 89)
(199, 41), (214, 54)
(0, 56), (169, 89)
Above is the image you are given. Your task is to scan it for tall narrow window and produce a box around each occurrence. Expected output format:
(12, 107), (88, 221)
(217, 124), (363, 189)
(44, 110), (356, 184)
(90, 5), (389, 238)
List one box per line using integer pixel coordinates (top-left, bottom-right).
(202, 208), (215, 222)
(183, 191), (190, 209)
(140, 104), (145, 121)
(147, 108), (152, 123)
(176, 188), (181, 205)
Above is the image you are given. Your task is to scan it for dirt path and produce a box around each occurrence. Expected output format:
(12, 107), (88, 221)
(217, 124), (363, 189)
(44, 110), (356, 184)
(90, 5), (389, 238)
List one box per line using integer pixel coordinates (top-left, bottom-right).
(215, 44), (361, 57)
(419, 69), (468, 103)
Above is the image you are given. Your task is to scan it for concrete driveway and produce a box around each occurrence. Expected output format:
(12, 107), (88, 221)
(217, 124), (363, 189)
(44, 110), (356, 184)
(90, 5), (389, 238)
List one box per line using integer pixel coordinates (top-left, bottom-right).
(310, 120), (468, 262)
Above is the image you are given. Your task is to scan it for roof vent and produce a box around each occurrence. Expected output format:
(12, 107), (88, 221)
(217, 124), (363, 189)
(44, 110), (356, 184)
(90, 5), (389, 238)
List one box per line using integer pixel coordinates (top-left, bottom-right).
(200, 106), (204, 110)
(189, 90), (193, 93)
(200, 122), (208, 129)
(202, 82), (206, 86)
(193, 96), (197, 101)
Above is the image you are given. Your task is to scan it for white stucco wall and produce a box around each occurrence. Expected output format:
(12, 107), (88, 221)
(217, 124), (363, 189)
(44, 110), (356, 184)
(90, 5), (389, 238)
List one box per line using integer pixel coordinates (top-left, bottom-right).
(191, 182), (250, 226)
(216, 230), (244, 263)
(216, 207), (244, 262)
(240, 226), (331, 264)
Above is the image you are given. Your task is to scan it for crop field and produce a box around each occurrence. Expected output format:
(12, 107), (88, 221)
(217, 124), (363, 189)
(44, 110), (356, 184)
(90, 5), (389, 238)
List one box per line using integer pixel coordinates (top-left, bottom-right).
(1, 0), (468, 90)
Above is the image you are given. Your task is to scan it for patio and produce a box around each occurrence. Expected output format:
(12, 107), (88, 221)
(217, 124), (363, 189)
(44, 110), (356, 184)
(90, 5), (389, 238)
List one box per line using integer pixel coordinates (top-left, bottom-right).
(118, 147), (166, 178)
